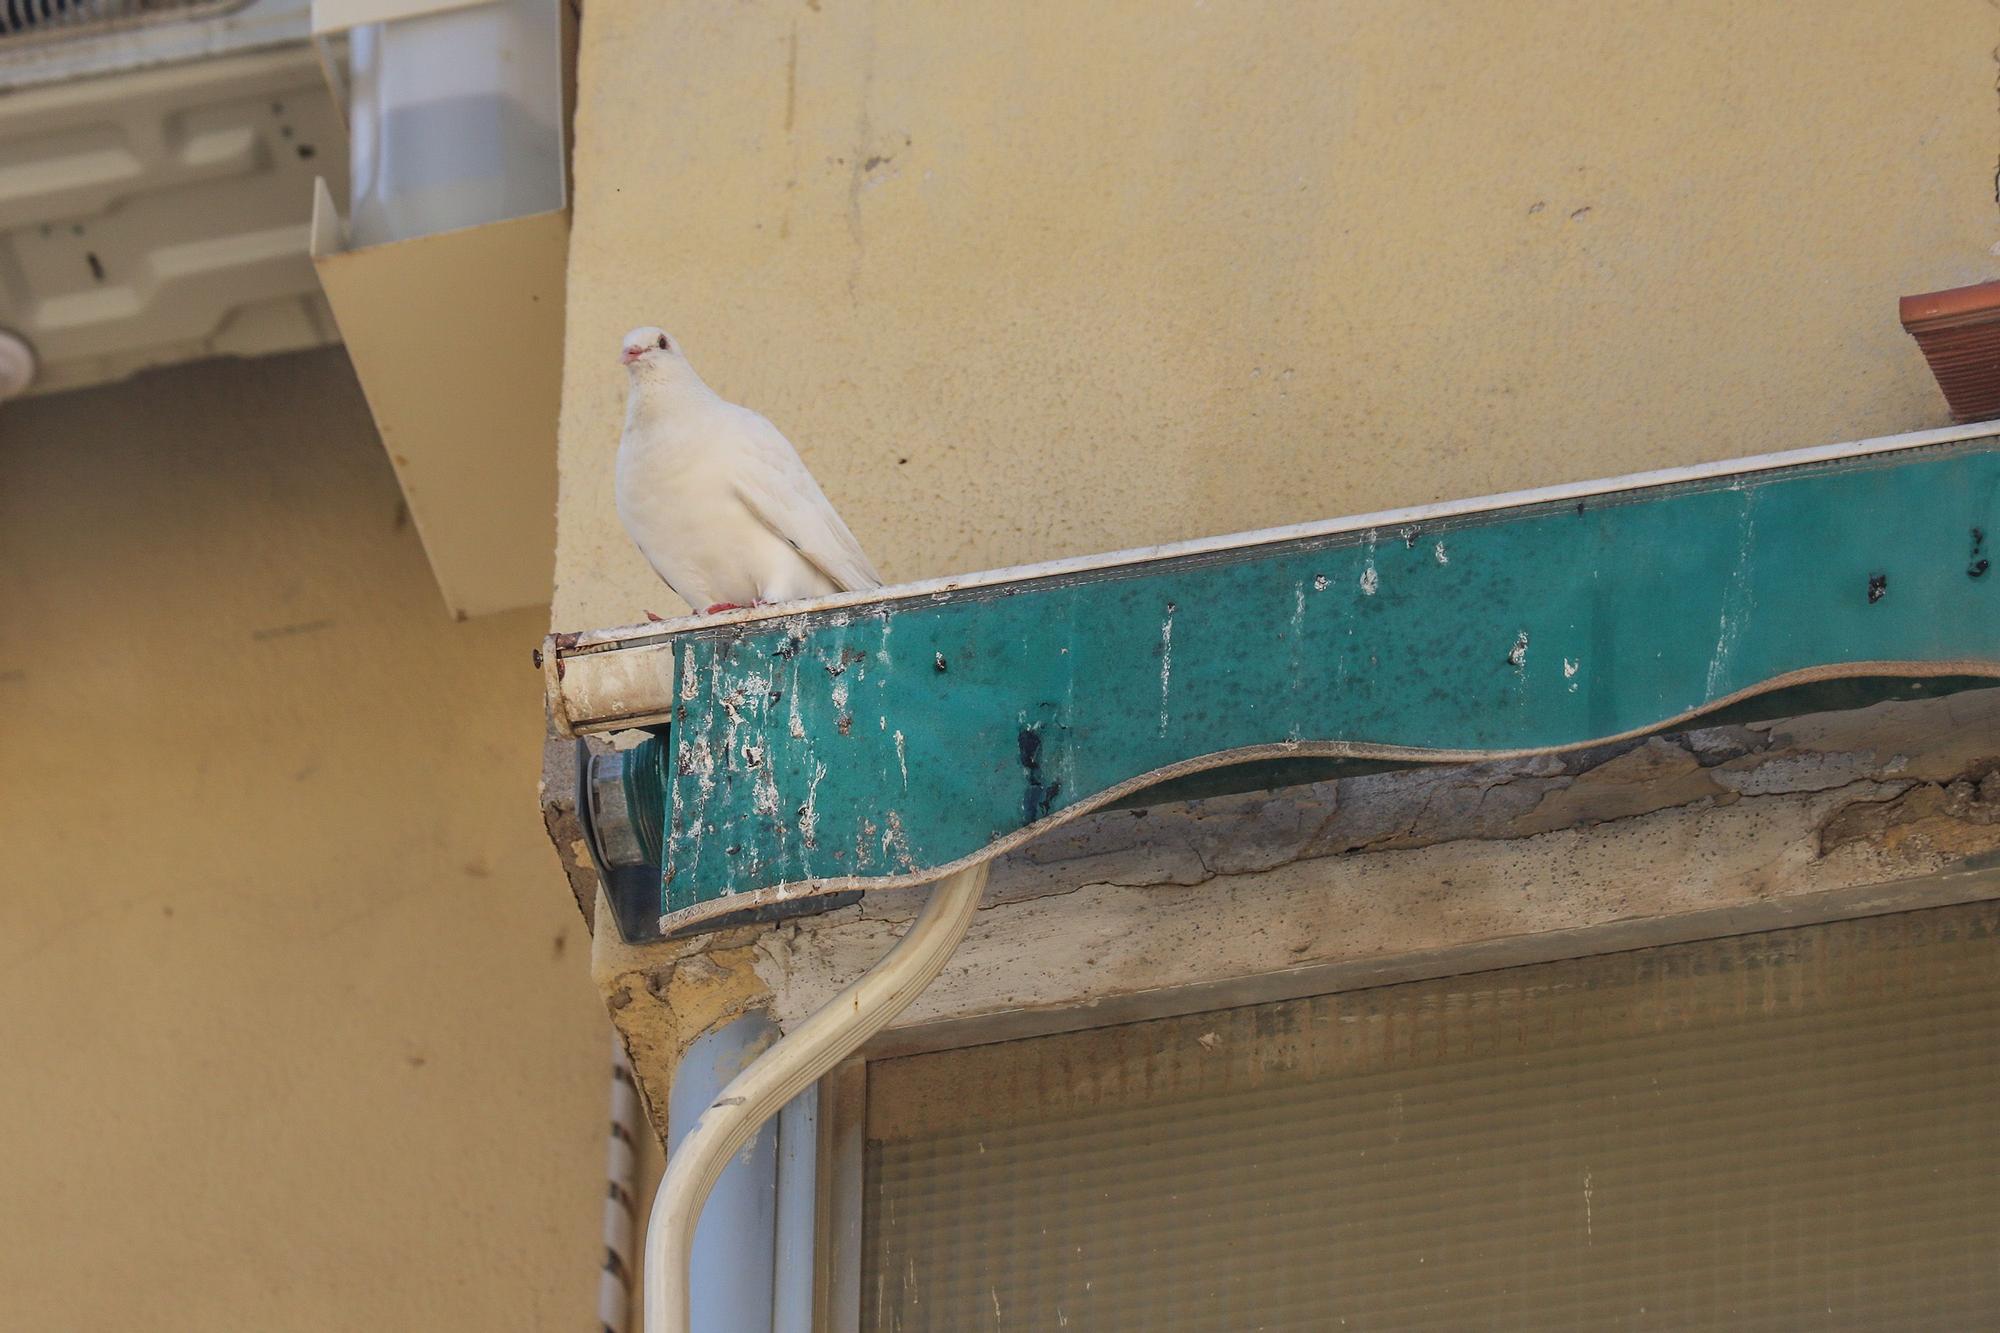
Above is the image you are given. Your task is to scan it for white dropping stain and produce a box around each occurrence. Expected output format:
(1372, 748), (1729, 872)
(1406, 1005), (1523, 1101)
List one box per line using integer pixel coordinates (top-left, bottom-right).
(752, 765), (780, 817)
(831, 680), (849, 712)
(1312, 573), (1329, 591)
(787, 656), (807, 739)
(679, 651), (701, 702)
(1706, 611), (1737, 697)
(1583, 1169), (1594, 1241)
(726, 677), (768, 729)
(1563, 657), (1578, 678)
(798, 762), (826, 848)
(1359, 563), (1379, 596)
(991, 1288), (1002, 1322)
(1433, 540), (1449, 565)
(881, 809), (915, 868)
(894, 729), (909, 790)
(683, 738), (716, 779)
(1507, 630), (1530, 668)
(1157, 605), (1175, 737)
(1707, 617), (1739, 698)
(1197, 1031), (1221, 1050)
(1707, 508), (1756, 697)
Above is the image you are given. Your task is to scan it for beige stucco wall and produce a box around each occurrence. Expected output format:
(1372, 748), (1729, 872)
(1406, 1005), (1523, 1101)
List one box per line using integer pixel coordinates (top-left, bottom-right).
(554, 0), (2000, 629)
(0, 351), (606, 1329)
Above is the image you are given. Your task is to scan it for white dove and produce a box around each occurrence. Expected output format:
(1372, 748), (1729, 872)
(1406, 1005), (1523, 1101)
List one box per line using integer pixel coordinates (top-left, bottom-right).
(615, 327), (881, 618)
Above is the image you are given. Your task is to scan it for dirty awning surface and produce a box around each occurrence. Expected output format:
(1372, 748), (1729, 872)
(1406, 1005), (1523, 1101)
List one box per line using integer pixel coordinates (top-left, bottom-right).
(546, 425), (2000, 939)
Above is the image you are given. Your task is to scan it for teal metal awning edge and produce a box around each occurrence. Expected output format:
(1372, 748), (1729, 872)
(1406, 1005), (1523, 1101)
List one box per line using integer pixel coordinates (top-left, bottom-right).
(545, 423), (2000, 942)
(547, 418), (2000, 706)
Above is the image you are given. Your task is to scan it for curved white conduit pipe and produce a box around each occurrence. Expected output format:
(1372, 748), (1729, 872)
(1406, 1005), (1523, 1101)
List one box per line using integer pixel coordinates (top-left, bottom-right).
(644, 861), (990, 1333)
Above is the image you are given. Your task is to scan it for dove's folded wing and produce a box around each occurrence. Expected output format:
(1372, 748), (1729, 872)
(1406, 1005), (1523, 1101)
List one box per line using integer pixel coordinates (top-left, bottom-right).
(729, 408), (883, 593)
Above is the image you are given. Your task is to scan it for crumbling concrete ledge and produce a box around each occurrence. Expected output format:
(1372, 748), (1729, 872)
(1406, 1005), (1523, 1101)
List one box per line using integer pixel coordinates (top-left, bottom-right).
(559, 687), (2000, 1137)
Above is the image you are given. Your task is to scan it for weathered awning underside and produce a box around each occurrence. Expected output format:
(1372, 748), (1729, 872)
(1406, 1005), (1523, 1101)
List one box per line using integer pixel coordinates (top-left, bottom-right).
(545, 424), (2000, 941)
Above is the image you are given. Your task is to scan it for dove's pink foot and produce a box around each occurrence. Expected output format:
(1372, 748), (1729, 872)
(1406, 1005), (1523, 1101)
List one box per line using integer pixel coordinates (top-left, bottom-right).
(703, 602), (746, 615)
(644, 611), (665, 623)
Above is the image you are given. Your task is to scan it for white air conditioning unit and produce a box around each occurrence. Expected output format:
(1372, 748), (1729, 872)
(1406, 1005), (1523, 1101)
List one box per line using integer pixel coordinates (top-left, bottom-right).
(0, 0), (343, 396)
(1, 0), (570, 620)
(305, 0), (570, 619)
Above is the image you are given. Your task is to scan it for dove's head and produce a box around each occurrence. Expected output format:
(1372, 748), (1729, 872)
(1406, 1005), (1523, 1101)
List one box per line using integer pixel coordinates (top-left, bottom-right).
(620, 327), (695, 385)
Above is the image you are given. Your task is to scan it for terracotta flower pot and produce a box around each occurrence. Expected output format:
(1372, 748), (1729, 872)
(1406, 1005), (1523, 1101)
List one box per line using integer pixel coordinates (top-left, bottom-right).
(1901, 279), (2000, 423)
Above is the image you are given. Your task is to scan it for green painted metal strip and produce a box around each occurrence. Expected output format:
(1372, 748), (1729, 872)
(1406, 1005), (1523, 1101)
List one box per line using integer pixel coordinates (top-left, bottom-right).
(651, 443), (2000, 932)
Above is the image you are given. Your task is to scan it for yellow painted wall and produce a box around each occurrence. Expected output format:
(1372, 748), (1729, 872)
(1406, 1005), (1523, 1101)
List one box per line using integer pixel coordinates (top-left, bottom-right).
(554, 0), (2000, 629)
(0, 350), (606, 1329)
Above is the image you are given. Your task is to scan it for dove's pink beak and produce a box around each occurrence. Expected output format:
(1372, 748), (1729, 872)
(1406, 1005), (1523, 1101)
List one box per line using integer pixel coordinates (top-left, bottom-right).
(620, 345), (644, 365)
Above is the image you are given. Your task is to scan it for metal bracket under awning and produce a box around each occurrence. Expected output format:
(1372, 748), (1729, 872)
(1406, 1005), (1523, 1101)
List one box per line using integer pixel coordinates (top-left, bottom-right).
(544, 421), (2000, 944)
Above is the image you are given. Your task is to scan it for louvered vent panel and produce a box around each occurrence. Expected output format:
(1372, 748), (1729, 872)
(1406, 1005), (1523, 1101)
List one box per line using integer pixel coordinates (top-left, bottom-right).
(0, 0), (245, 44)
(1902, 279), (2000, 423)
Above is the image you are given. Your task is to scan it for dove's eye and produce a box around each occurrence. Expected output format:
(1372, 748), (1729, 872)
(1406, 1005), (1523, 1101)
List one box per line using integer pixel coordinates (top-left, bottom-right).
(656, 335), (669, 351)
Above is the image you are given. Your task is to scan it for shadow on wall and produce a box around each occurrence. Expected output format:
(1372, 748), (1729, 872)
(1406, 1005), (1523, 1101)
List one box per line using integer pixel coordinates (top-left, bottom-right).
(0, 348), (608, 1332)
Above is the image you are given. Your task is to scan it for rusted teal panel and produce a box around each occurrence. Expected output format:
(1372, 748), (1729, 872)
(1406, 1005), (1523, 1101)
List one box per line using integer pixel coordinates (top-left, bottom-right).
(644, 443), (2000, 935)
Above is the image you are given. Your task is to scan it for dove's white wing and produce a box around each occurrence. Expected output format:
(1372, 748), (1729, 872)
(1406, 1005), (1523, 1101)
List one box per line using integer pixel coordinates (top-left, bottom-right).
(725, 405), (883, 592)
